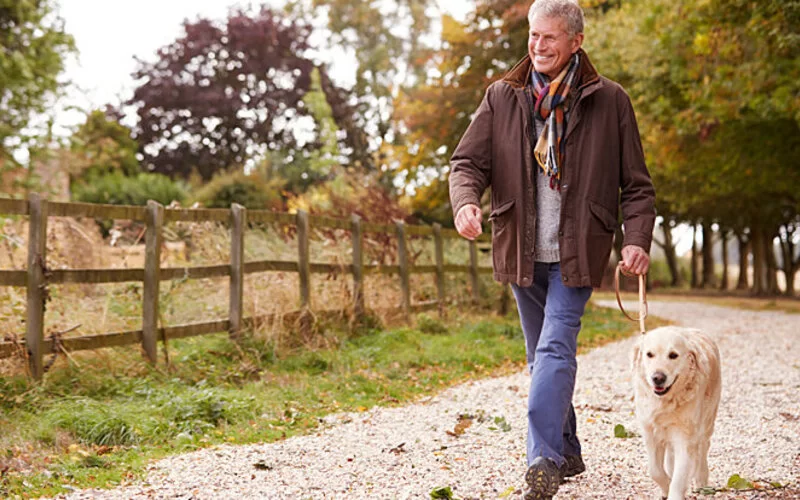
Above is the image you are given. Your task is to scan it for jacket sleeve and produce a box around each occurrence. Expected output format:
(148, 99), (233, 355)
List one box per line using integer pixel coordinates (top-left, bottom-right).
(618, 91), (656, 252)
(449, 85), (494, 218)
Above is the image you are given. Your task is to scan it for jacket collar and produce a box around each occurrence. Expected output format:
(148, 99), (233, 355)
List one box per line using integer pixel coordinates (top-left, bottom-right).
(502, 48), (600, 92)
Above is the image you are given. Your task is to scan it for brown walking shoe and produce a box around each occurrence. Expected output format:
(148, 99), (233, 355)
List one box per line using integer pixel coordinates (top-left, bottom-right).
(563, 454), (586, 478)
(524, 457), (563, 500)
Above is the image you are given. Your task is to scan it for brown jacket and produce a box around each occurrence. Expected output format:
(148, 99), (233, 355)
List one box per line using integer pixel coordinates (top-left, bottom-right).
(449, 50), (655, 288)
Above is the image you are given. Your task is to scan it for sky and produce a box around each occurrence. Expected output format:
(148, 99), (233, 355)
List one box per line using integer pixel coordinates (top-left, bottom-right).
(52, 0), (474, 135)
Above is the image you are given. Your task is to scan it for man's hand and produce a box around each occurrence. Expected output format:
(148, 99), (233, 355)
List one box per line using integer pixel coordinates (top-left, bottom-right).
(620, 245), (650, 275)
(455, 204), (483, 240)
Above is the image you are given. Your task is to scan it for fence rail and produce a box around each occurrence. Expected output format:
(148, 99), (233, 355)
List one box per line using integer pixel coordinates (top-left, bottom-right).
(0, 195), (493, 379)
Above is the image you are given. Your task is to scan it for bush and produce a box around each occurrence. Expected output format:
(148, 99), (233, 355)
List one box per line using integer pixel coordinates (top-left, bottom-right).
(287, 169), (414, 265)
(288, 169), (410, 224)
(191, 171), (284, 210)
(415, 313), (447, 334)
(71, 171), (187, 206)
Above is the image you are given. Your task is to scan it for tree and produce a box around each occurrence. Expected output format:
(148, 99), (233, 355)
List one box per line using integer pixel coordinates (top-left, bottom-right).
(393, 2), (529, 179)
(69, 108), (140, 181)
(588, 0), (800, 294)
(0, 0), (75, 161)
(300, 0), (436, 171)
(128, 6), (319, 181)
(257, 67), (343, 193)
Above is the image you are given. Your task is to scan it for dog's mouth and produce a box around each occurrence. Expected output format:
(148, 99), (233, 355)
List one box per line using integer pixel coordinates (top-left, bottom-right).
(653, 376), (677, 396)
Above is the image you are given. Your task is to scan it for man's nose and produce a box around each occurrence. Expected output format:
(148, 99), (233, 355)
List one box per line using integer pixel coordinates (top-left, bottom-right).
(651, 372), (667, 386)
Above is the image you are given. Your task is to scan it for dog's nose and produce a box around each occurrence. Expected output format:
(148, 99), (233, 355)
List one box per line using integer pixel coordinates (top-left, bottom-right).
(652, 372), (667, 386)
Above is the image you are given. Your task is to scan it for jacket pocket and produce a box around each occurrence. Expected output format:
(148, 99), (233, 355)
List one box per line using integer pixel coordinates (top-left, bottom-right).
(588, 200), (618, 233)
(490, 199), (516, 273)
(489, 199), (516, 228)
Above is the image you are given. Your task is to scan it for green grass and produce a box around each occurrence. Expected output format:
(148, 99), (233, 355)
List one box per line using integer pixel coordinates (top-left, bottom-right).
(0, 302), (648, 498)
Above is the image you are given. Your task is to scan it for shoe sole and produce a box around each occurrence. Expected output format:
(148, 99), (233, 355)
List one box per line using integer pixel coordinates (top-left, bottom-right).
(525, 463), (560, 498)
(523, 491), (553, 500)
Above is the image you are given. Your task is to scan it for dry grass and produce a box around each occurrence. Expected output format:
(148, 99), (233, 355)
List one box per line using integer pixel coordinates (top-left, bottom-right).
(0, 215), (495, 377)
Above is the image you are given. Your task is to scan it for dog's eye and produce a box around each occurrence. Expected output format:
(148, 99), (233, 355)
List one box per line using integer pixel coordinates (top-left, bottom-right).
(646, 352), (654, 358)
(668, 352), (679, 360)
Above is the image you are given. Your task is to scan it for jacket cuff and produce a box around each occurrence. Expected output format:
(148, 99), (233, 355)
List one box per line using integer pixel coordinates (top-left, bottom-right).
(451, 195), (481, 219)
(622, 231), (652, 254)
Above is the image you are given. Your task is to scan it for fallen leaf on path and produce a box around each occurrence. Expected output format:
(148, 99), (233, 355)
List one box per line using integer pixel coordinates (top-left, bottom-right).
(446, 416), (473, 437)
(253, 460), (273, 471)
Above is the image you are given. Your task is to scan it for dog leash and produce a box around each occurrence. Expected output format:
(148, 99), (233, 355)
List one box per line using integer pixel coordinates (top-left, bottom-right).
(614, 262), (648, 335)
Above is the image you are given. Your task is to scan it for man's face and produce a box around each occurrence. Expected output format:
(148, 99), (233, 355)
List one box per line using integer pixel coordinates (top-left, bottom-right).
(528, 15), (583, 79)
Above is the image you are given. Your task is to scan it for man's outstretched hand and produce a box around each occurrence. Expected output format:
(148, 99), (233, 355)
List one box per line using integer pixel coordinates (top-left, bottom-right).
(455, 204), (483, 240)
(621, 245), (650, 275)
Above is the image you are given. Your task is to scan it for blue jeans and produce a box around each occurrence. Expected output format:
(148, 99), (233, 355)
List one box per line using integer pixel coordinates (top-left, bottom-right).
(511, 262), (593, 468)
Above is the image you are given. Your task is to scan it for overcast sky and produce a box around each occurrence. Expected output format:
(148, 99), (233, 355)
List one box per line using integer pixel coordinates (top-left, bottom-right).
(52, 0), (474, 135)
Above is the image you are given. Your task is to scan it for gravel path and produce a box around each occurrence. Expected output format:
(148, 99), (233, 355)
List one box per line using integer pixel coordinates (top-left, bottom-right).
(58, 300), (800, 499)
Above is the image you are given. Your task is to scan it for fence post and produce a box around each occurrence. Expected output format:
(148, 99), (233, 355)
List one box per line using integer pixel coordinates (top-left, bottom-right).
(351, 214), (364, 318)
(396, 221), (410, 323)
(296, 210), (311, 309)
(142, 200), (163, 365)
(229, 203), (246, 339)
(433, 223), (446, 318)
(469, 239), (480, 305)
(26, 193), (47, 380)
(296, 210), (312, 337)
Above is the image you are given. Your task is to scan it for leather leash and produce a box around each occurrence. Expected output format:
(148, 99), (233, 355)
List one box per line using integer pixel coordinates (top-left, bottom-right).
(614, 262), (648, 335)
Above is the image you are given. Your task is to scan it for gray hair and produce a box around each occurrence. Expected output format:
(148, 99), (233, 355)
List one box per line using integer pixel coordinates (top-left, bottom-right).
(528, 0), (585, 36)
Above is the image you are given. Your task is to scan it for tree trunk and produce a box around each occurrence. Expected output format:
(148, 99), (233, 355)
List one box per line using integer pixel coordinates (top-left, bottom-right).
(764, 231), (780, 294)
(751, 227), (767, 295)
(779, 225), (797, 297)
(661, 222), (682, 287)
(783, 240), (797, 296)
(736, 232), (749, 290)
(690, 224), (700, 288)
(720, 229), (729, 291)
(701, 222), (716, 288)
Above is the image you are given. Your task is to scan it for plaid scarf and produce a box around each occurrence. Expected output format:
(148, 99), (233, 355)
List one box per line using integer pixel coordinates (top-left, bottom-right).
(531, 52), (580, 190)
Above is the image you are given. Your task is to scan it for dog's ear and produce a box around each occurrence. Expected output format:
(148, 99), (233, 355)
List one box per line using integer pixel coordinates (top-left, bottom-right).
(631, 340), (642, 371)
(687, 338), (710, 379)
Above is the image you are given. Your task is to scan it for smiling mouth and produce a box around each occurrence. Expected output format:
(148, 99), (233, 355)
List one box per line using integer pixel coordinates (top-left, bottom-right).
(653, 376), (677, 396)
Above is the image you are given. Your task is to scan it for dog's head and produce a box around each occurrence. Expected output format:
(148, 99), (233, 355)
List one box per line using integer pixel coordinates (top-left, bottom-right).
(632, 326), (700, 397)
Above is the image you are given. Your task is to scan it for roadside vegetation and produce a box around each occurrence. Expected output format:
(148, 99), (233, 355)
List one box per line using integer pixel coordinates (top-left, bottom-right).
(0, 300), (657, 498)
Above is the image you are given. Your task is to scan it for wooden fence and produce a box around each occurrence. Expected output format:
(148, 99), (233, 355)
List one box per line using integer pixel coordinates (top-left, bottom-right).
(0, 194), (492, 379)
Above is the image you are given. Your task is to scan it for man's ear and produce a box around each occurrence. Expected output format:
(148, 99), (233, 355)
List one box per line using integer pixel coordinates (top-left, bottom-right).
(570, 32), (584, 53)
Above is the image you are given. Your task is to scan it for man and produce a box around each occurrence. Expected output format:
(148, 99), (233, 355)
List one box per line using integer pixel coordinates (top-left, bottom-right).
(448, 0), (655, 498)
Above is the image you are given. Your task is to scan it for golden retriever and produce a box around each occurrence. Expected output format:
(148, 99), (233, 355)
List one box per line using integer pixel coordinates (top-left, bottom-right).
(631, 326), (722, 500)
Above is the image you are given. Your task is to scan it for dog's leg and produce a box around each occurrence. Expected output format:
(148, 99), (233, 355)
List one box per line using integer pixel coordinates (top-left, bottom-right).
(645, 433), (670, 498)
(664, 444), (673, 478)
(694, 439), (710, 487)
(667, 436), (693, 500)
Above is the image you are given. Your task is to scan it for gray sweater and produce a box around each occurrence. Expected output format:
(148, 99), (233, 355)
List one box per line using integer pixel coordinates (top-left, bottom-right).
(533, 117), (561, 263)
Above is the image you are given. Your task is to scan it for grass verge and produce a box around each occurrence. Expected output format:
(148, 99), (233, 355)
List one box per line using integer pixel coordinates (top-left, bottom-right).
(1, 301), (654, 498)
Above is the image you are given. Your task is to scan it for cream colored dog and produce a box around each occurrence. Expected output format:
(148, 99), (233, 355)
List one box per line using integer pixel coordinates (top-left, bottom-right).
(632, 326), (722, 500)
